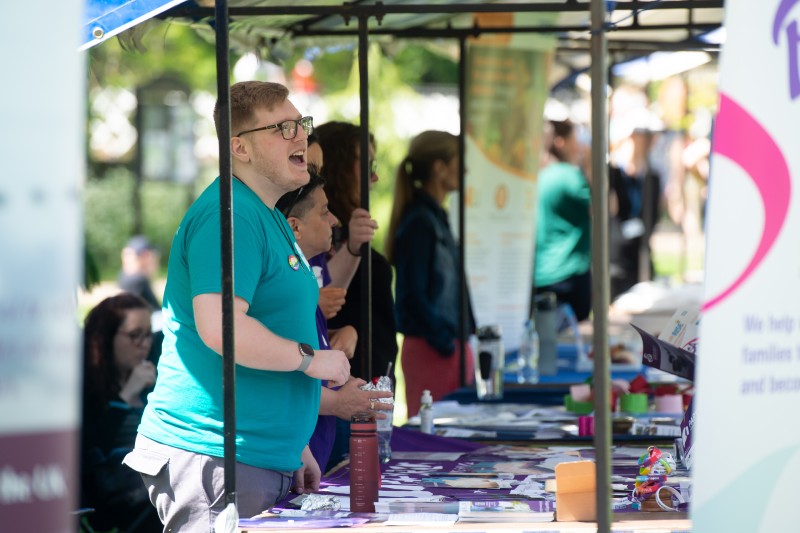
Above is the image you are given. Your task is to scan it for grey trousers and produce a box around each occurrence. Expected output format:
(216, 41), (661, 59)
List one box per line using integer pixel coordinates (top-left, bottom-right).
(123, 434), (293, 533)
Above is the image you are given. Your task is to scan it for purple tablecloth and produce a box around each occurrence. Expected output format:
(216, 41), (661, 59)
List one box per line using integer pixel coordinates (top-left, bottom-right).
(390, 426), (483, 453)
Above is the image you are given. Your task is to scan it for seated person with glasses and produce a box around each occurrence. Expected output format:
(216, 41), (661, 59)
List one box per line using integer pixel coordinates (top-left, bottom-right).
(80, 292), (161, 533)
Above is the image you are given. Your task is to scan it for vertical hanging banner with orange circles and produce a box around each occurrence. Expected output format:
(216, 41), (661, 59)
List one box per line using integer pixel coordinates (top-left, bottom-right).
(0, 4), (84, 531)
(693, 1), (800, 531)
(458, 13), (555, 351)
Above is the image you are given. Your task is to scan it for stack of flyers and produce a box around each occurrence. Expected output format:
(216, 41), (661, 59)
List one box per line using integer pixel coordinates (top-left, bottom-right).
(457, 500), (555, 522)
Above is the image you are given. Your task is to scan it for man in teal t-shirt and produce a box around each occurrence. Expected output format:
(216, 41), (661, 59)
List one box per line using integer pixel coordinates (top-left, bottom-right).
(123, 82), (351, 531)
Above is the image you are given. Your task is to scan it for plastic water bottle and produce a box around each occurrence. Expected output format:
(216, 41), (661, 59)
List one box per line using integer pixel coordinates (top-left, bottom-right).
(561, 303), (590, 371)
(518, 319), (540, 384)
(367, 374), (394, 464)
(376, 404), (393, 463)
(419, 390), (434, 434)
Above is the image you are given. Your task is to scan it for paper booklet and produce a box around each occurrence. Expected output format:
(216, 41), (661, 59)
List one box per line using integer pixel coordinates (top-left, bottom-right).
(631, 307), (699, 381)
(457, 500), (555, 522)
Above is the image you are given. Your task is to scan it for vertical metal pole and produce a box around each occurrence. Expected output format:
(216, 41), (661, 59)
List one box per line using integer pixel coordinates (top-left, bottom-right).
(357, 15), (373, 380)
(590, 0), (611, 531)
(215, 0), (236, 508)
(133, 86), (144, 235)
(640, 168), (656, 283)
(458, 36), (468, 388)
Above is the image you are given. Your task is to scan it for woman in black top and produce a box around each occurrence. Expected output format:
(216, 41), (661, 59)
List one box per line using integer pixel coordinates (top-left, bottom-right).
(315, 121), (398, 472)
(386, 130), (475, 416)
(315, 121), (398, 383)
(81, 293), (160, 532)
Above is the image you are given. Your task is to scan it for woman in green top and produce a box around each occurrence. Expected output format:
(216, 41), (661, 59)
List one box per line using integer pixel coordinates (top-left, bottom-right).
(533, 119), (592, 321)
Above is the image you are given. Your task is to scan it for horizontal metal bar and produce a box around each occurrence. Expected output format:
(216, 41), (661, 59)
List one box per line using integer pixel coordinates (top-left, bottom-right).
(285, 22), (720, 38)
(165, 1), (724, 19)
(563, 39), (721, 52)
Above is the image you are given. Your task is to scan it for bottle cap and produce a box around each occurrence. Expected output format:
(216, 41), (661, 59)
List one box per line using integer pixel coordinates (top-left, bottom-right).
(535, 291), (558, 311)
(421, 390), (433, 404)
(351, 411), (377, 432)
(477, 324), (502, 340)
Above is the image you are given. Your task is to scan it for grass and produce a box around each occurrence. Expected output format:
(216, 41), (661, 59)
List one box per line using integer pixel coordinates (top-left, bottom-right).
(392, 334), (409, 426)
(652, 249), (705, 283)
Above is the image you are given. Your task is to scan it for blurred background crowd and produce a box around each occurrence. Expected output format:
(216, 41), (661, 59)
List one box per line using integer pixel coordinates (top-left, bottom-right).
(80, 23), (715, 425)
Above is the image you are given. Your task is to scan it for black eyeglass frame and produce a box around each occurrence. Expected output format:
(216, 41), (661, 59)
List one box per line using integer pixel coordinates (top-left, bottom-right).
(236, 116), (314, 140)
(117, 329), (153, 347)
(281, 186), (307, 218)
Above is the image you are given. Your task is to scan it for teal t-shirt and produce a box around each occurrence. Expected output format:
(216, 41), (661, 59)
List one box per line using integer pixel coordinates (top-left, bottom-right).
(139, 177), (321, 471)
(534, 162), (592, 287)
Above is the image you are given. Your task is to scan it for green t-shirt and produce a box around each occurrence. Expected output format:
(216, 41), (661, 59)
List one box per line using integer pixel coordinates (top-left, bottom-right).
(534, 162), (592, 287)
(139, 177), (321, 471)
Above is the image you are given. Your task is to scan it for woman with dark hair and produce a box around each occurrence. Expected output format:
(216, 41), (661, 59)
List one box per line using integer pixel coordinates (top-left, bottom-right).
(315, 121), (397, 383)
(315, 121), (397, 473)
(386, 130), (475, 417)
(81, 292), (160, 532)
(533, 119), (592, 321)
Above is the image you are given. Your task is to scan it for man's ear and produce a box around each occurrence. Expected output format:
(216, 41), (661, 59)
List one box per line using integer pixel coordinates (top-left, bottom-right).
(231, 136), (250, 163)
(287, 216), (302, 239)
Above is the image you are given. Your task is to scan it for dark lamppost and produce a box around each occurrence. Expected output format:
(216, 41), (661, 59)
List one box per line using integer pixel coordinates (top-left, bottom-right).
(134, 76), (197, 232)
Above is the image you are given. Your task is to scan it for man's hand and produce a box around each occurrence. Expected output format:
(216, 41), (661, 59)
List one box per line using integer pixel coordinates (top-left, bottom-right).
(347, 208), (378, 251)
(330, 377), (394, 421)
(329, 326), (357, 359)
(318, 287), (346, 319)
(292, 446), (321, 494)
(304, 349), (350, 387)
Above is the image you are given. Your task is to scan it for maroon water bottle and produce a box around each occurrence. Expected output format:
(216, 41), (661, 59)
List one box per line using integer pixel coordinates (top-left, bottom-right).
(349, 412), (379, 512)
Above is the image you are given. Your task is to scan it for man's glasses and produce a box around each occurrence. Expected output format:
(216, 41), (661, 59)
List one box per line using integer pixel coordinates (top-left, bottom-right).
(118, 329), (153, 347)
(236, 116), (314, 140)
(279, 186), (305, 218)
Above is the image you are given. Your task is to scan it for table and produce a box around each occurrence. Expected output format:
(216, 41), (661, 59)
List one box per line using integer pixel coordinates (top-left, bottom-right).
(241, 428), (690, 532)
(406, 399), (682, 445)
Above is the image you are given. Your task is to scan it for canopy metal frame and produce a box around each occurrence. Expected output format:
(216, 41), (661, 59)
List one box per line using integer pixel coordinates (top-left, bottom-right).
(193, 0), (723, 527)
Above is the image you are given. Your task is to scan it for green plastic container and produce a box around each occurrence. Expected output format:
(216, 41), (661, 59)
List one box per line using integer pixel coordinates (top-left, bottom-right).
(620, 393), (648, 414)
(565, 394), (594, 415)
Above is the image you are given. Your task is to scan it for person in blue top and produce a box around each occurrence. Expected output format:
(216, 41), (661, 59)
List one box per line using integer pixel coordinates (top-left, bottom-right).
(123, 81), (351, 532)
(533, 119), (592, 321)
(386, 130), (476, 417)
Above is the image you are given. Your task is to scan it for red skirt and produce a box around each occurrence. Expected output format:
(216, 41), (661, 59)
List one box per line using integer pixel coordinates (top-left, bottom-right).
(401, 336), (474, 418)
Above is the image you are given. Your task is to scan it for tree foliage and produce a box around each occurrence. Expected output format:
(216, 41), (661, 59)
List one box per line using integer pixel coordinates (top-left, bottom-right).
(85, 28), (458, 280)
(89, 22), (220, 93)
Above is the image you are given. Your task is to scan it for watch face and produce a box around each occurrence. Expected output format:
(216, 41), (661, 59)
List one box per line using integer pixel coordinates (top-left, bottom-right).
(299, 343), (314, 357)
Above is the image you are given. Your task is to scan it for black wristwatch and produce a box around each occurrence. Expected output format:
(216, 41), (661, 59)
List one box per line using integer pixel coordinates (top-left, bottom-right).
(296, 342), (315, 372)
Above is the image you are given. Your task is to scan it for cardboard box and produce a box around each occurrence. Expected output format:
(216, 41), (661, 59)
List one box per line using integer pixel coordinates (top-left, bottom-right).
(555, 460), (596, 521)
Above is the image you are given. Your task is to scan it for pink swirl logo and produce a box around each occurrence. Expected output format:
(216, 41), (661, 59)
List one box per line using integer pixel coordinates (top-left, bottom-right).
(702, 94), (792, 312)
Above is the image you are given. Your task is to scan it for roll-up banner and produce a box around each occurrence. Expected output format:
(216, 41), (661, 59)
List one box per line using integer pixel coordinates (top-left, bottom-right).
(694, 1), (800, 530)
(0, 4), (85, 531)
(461, 13), (555, 351)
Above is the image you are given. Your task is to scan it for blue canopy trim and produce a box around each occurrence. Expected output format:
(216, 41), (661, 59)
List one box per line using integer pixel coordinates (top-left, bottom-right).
(80, 0), (187, 50)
